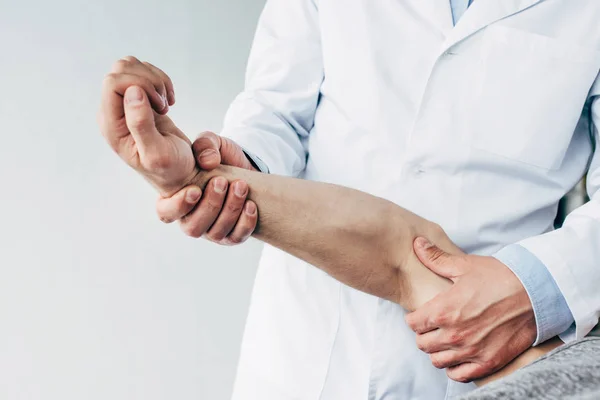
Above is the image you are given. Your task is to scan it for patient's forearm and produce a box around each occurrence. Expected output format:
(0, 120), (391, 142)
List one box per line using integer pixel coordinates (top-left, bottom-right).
(191, 166), (459, 310)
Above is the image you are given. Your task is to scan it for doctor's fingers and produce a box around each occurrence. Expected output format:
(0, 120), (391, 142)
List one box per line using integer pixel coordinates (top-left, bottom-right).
(415, 320), (484, 353)
(111, 56), (171, 113)
(179, 177), (229, 238)
(405, 295), (456, 334)
(416, 328), (457, 354)
(192, 132), (256, 171)
(429, 349), (476, 371)
(205, 180), (250, 242)
(192, 131), (223, 170)
(158, 181), (257, 245)
(446, 361), (495, 383)
(221, 201), (257, 246)
(156, 185), (202, 224)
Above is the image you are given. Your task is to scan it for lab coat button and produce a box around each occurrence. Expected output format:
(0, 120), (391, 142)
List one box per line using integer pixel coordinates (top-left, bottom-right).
(409, 164), (426, 177)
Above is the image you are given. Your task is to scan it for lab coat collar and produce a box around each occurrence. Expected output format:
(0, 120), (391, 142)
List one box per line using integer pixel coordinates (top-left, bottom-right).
(440, 0), (546, 55)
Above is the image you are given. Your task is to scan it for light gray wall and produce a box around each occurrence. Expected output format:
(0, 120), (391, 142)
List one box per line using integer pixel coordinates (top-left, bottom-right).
(0, 1), (266, 399)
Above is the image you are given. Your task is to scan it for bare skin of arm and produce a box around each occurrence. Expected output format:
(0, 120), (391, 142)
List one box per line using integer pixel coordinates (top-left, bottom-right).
(185, 166), (563, 385)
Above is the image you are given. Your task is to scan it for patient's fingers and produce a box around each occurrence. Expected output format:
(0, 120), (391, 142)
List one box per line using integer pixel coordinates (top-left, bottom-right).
(223, 201), (258, 245)
(179, 177), (228, 238)
(156, 186), (202, 224)
(112, 56), (169, 113)
(100, 73), (165, 138)
(205, 180), (248, 242)
(142, 61), (176, 106)
(123, 86), (164, 156)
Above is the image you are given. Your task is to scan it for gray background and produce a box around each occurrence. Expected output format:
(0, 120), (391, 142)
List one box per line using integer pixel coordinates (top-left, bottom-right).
(0, 0), (266, 399)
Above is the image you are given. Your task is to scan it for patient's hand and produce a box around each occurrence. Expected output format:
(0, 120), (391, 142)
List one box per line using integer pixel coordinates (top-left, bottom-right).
(99, 57), (258, 244)
(98, 56), (199, 197)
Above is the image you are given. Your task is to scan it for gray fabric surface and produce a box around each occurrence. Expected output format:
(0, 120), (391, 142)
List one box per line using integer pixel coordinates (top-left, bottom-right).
(457, 337), (600, 400)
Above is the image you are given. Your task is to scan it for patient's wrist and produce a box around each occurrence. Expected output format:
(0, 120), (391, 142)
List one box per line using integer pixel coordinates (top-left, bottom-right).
(189, 166), (231, 190)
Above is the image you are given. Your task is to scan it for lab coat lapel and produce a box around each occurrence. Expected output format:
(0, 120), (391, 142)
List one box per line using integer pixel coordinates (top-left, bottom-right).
(439, 0), (546, 54)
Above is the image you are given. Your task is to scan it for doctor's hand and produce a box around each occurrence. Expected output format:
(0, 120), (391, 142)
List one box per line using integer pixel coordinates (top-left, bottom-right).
(405, 238), (537, 383)
(155, 132), (259, 245)
(99, 56), (198, 197)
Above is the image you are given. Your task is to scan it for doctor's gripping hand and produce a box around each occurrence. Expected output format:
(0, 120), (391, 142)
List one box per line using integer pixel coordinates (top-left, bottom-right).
(405, 238), (537, 383)
(155, 132), (259, 246)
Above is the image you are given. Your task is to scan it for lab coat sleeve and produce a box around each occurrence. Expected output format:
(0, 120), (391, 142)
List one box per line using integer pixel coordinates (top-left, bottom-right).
(515, 76), (600, 342)
(220, 0), (324, 177)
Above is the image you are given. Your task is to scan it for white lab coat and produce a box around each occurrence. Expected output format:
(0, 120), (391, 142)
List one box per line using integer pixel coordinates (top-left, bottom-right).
(221, 0), (600, 399)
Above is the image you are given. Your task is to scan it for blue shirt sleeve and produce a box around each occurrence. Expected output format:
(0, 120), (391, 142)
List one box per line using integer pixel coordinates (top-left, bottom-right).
(493, 244), (575, 345)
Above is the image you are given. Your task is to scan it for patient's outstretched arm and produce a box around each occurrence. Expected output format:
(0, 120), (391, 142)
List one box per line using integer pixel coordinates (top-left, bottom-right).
(191, 166), (459, 311)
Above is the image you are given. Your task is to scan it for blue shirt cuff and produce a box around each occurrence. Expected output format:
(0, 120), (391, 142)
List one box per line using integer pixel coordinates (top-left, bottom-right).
(242, 148), (270, 174)
(493, 244), (574, 345)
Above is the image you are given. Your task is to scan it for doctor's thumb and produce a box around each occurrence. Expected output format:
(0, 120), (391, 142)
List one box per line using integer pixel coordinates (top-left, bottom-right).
(192, 131), (223, 171)
(413, 237), (458, 279)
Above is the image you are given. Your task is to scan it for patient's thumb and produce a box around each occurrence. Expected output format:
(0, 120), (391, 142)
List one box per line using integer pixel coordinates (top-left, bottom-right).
(123, 86), (159, 152)
(413, 237), (458, 279)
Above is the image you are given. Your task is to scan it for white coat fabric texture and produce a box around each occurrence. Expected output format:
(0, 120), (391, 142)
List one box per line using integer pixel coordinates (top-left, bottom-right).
(221, 1), (600, 399)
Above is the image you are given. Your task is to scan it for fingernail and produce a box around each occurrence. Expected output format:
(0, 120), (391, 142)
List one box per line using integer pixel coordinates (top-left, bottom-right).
(214, 177), (227, 193)
(186, 188), (201, 203)
(234, 181), (247, 197)
(199, 149), (218, 163)
(169, 90), (175, 104)
(415, 237), (432, 249)
(245, 202), (256, 215)
(125, 86), (143, 105)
